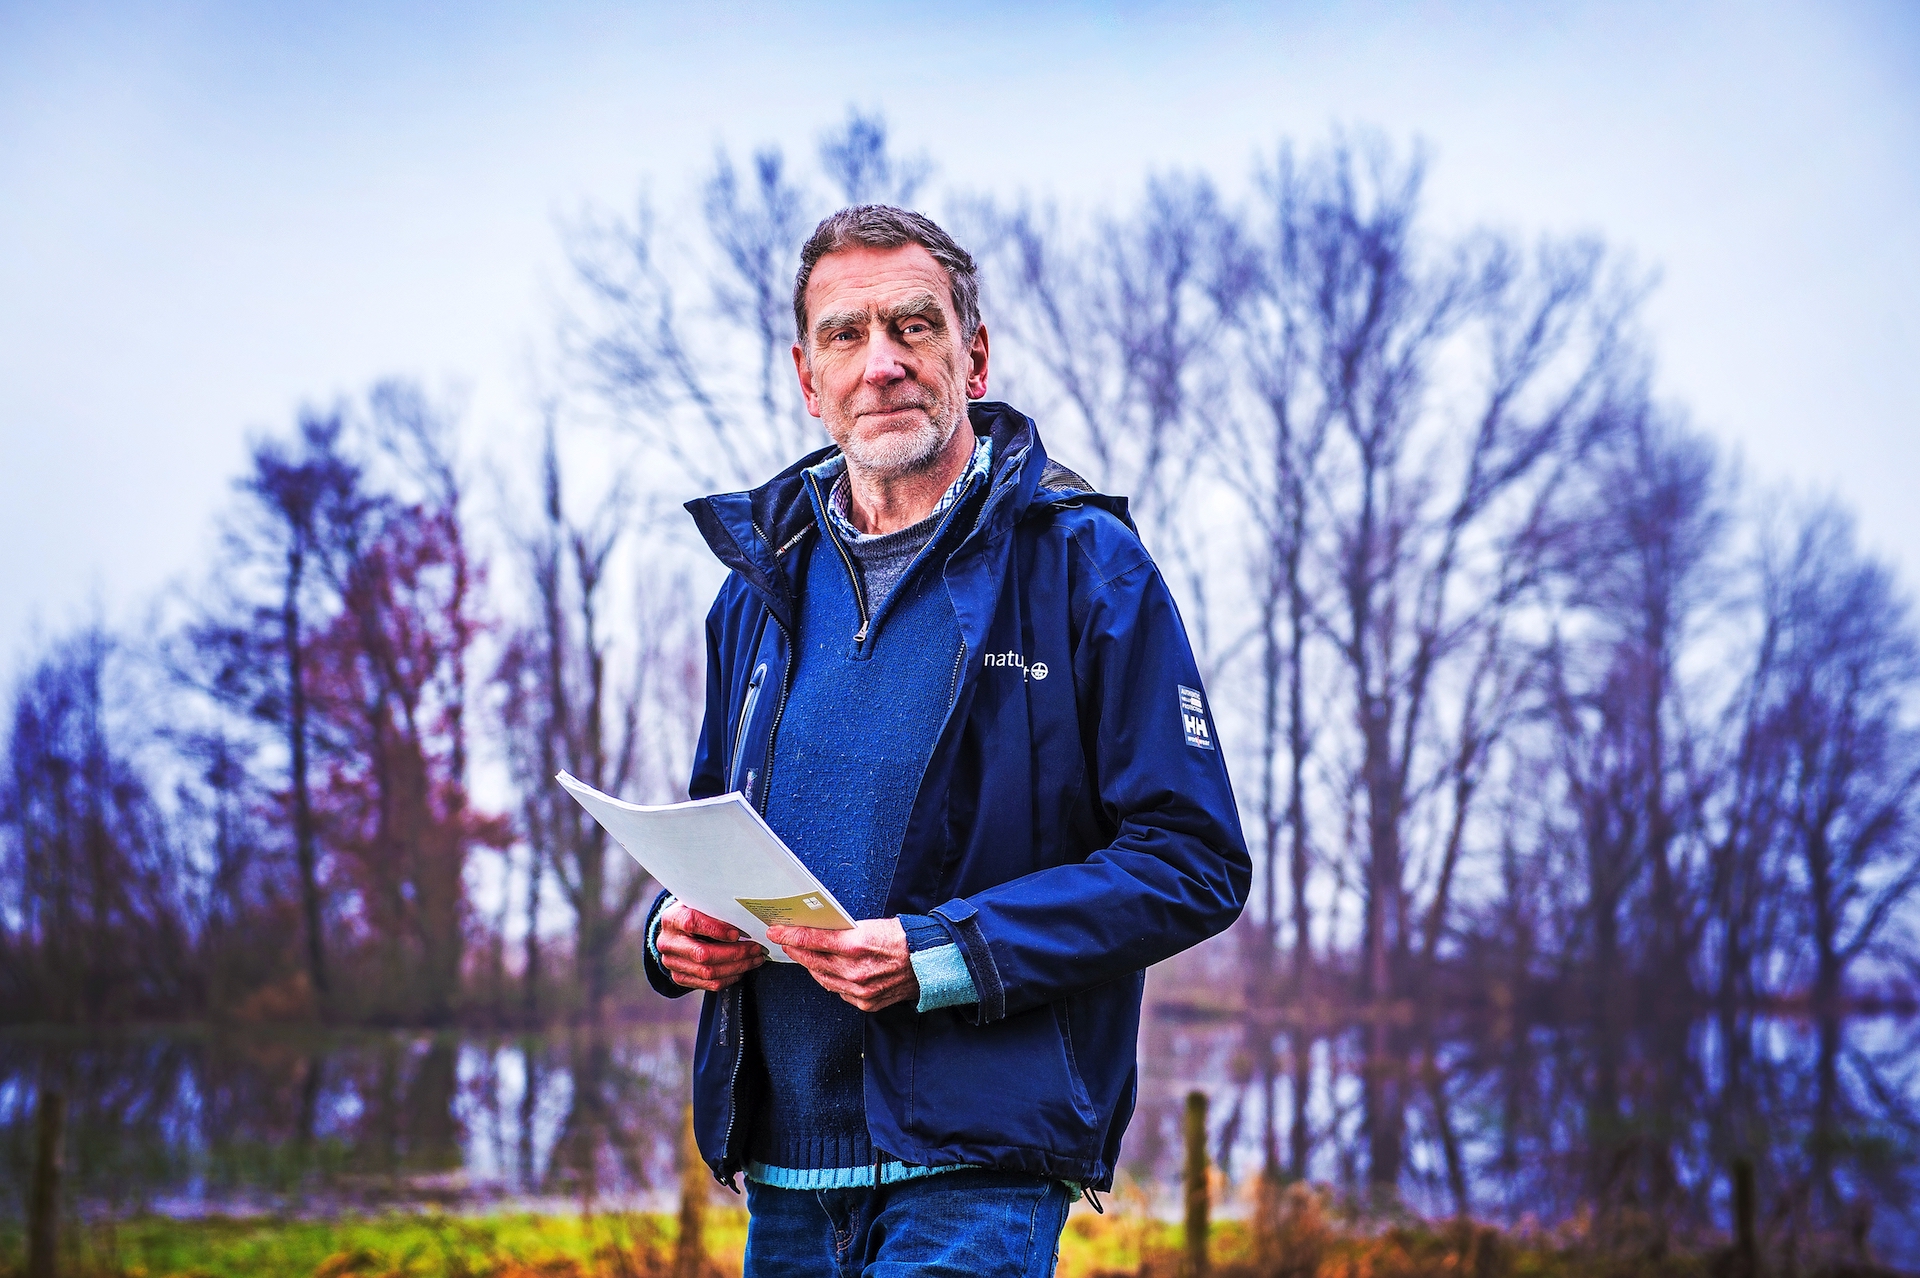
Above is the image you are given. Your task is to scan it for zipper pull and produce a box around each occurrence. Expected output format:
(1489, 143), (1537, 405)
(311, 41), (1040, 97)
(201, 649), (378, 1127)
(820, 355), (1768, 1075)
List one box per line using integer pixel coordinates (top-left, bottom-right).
(854, 623), (868, 643)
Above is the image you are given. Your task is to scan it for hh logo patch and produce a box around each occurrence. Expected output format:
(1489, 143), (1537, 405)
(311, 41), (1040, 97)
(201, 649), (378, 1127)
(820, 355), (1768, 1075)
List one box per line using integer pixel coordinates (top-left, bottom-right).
(1179, 685), (1215, 750)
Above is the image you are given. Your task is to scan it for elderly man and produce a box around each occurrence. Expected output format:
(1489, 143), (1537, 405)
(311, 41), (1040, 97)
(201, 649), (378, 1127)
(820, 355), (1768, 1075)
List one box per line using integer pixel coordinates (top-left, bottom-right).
(642, 205), (1248, 1277)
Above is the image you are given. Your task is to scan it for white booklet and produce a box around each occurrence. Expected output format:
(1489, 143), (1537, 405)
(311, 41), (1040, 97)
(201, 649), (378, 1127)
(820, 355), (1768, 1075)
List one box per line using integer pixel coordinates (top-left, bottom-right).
(555, 771), (855, 962)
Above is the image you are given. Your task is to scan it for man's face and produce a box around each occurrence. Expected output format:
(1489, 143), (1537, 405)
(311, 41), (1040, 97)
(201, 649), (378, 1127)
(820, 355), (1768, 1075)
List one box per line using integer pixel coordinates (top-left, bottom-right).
(793, 243), (989, 479)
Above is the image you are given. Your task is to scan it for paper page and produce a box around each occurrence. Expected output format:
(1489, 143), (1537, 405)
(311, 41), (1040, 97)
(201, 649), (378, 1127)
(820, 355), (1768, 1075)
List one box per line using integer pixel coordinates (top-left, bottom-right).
(555, 772), (855, 962)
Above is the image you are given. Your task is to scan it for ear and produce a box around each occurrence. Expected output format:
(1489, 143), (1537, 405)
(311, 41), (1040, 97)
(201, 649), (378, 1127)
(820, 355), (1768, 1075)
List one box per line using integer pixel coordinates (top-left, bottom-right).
(964, 322), (990, 400)
(792, 342), (822, 418)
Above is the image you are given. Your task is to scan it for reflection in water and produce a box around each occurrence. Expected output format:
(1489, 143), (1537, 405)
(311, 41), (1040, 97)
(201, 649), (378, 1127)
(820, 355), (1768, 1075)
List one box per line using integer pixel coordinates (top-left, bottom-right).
(0, 1026), (694, 1219)
(1136, 1004), (1917, 1261)
(0, 1010), (1914, 1260)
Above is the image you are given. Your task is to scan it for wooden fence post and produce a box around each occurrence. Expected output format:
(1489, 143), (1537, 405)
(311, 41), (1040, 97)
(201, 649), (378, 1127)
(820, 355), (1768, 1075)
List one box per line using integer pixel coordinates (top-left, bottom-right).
(1732, 1155), (1758, 1278)
(1184, 1090), (1210, 1278)
(28, 1088), (65, 1278)
(675, 1103), (707, 1278)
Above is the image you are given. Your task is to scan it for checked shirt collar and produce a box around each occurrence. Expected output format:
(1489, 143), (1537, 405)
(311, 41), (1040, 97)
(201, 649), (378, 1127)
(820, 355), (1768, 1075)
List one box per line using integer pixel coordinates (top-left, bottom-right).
(815, 433), (993, 543)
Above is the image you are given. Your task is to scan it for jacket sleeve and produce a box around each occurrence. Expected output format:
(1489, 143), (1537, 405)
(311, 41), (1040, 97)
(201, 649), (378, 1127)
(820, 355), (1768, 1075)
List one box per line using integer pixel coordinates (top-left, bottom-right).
(929, 554), (1250, 1022)
(643, 600), (734, 1000)
(687, 598), (733, 802)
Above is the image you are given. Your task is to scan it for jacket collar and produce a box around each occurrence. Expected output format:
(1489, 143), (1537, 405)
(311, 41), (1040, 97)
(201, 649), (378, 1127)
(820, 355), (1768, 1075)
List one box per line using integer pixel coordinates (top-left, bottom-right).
(683, 402), (1127, 626)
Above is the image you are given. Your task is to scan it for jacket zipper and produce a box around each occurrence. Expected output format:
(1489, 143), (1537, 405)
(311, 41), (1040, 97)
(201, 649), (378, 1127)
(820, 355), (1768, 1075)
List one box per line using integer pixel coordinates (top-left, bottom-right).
(728, 663), (767, 791)
(806, 471), (873, 642)
(719, 518), (803, 1185)
(810, 466), (984, 647)
(749, 518), (799, 822)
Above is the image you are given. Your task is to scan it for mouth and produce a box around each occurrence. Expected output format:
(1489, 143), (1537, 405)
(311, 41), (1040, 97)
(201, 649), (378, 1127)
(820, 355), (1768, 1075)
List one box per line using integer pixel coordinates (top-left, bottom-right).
(856, 405), (931, 425)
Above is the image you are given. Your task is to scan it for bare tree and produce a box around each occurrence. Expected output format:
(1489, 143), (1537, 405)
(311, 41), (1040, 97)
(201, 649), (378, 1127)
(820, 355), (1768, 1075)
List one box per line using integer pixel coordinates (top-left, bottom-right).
(1763, 504), (1920, 1013)
(565, 161), (812, 489)
(818, 107), (931, 207)
(985, 175), (1240, 658)
(496, 421), (703, 1022)
(1232, 138), (1637, 1005)
(567, 111), (942, 497)
(1544, 403), (1726, 1017)
(1217, 172), (1331, 993)
(182, 412), (362, 1007)
(0, 628), (193, 1020)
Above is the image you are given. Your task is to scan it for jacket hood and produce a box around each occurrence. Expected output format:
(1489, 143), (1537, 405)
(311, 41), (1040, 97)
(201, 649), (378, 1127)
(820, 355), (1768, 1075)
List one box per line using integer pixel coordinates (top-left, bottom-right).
(683, 402), (1128, 629)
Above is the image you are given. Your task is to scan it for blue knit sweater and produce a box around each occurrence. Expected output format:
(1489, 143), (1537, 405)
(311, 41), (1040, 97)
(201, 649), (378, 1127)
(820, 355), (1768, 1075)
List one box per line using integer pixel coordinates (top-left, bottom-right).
(744, 472), (978, 1184)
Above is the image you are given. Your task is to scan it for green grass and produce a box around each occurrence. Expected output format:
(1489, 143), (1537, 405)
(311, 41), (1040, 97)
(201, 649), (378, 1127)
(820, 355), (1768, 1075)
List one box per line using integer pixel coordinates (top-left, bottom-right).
(0, 1200), (1893, 1278)
(0, 1210), (750, 1278)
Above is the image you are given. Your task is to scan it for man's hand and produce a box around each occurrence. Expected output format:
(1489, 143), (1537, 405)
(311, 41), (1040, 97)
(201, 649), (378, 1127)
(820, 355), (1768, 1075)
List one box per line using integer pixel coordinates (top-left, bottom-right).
(766, 918), (919, 1012)
(657, 903), (768, 992)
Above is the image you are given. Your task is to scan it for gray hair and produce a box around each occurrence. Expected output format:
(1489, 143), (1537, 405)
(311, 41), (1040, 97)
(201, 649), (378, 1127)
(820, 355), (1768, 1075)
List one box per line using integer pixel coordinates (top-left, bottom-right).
(792, 205), (981, 351)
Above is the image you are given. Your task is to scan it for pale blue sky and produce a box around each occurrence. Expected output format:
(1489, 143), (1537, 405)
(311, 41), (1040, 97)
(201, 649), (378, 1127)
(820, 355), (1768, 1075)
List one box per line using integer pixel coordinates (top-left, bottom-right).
(3, 0), (1917, 657)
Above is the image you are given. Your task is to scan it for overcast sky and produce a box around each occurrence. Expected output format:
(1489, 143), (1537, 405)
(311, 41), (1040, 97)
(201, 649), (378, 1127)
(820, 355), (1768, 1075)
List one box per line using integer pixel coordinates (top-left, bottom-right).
(3, 0), (1917, 663)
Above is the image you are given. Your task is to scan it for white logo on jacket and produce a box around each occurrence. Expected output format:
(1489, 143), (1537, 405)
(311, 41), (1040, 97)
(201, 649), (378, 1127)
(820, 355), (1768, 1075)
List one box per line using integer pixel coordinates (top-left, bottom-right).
(984, 651), (1048, 680)
(1178, 685), (1215, 750)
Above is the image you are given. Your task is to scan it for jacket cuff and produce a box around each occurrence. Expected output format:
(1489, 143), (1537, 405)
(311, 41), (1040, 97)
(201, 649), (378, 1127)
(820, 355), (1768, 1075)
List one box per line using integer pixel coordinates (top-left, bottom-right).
(898, 913), (953, 953)
(910, 945), (977, 1012)
(647, 893), (678, 965)
(930, 898), (1006, 1023)
(641, 889), (693, 999)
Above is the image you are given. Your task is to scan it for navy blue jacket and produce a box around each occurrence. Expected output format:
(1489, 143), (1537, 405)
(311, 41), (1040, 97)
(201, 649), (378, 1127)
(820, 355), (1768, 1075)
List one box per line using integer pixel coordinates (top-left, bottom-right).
(643, 402), (1249, 1190)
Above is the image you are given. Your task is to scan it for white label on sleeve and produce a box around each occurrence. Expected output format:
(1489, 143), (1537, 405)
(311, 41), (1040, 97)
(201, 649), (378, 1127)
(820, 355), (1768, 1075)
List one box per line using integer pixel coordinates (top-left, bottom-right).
(1178, 685), (1215, 750)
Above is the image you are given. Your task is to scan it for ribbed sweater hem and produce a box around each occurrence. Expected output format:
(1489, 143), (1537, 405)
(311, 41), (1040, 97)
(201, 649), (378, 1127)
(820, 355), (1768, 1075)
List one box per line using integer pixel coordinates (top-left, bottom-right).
(744, 1160), (977, 1190)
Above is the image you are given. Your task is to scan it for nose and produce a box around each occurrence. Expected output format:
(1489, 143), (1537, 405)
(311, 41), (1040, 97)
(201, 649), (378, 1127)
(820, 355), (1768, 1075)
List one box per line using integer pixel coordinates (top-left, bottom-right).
(862, 331), (909, 386)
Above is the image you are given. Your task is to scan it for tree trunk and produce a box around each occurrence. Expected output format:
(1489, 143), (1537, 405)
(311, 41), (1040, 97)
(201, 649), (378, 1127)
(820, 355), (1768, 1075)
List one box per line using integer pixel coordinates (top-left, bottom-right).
(284, 541), (329, 1005)
(1256, 584), (1281, 993)
(1362, 697), (1399, 1002)
(1809, 832), (1842, 1013)
(1363, 1019), (1403, 1204)
(1288, 1029), (1311, 1179)
(1287, 559), (1312, 994)
(522, 842), (544, 1024)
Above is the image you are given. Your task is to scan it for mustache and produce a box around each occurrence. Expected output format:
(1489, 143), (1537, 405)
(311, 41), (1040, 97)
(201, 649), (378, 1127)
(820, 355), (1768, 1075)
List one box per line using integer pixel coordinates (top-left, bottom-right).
(853, 393), (935, 415)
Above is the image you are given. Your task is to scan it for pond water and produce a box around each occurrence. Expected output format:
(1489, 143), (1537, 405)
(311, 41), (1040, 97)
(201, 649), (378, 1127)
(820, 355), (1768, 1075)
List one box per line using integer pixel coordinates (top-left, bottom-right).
(2, 1002), (1916, 1264)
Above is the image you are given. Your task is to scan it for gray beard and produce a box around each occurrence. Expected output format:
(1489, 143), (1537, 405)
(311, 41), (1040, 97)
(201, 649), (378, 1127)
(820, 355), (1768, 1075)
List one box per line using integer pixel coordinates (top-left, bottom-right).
(834, 406), (959, 480)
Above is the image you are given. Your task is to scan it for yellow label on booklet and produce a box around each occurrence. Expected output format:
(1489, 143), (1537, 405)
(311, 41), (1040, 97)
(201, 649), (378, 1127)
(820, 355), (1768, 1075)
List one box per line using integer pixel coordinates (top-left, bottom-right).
(735, 893), (854, 930)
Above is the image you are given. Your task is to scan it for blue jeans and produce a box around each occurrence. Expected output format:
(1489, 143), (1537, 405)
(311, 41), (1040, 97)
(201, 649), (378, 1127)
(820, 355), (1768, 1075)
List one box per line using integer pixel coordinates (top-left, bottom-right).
(742, 1172), (1071, 1278)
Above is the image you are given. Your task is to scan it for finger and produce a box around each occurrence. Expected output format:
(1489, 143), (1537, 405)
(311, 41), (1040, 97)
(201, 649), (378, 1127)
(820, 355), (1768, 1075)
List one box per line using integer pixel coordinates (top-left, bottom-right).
(833, 979), (914, 1012)
(666, 953), (764, 986)
(767, 926), (861, 955)
(673, 906), (745, 942)
(779, 948), (871, 993)
(660, 932), (756, 959)
(669, 971), (739, 992)
(660, 931), (764, 960)
(661, 941), (768, 978)
(663, 904), (742, 944)
(676, 949), (766, 975)
(789, 955), (905, 1000)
